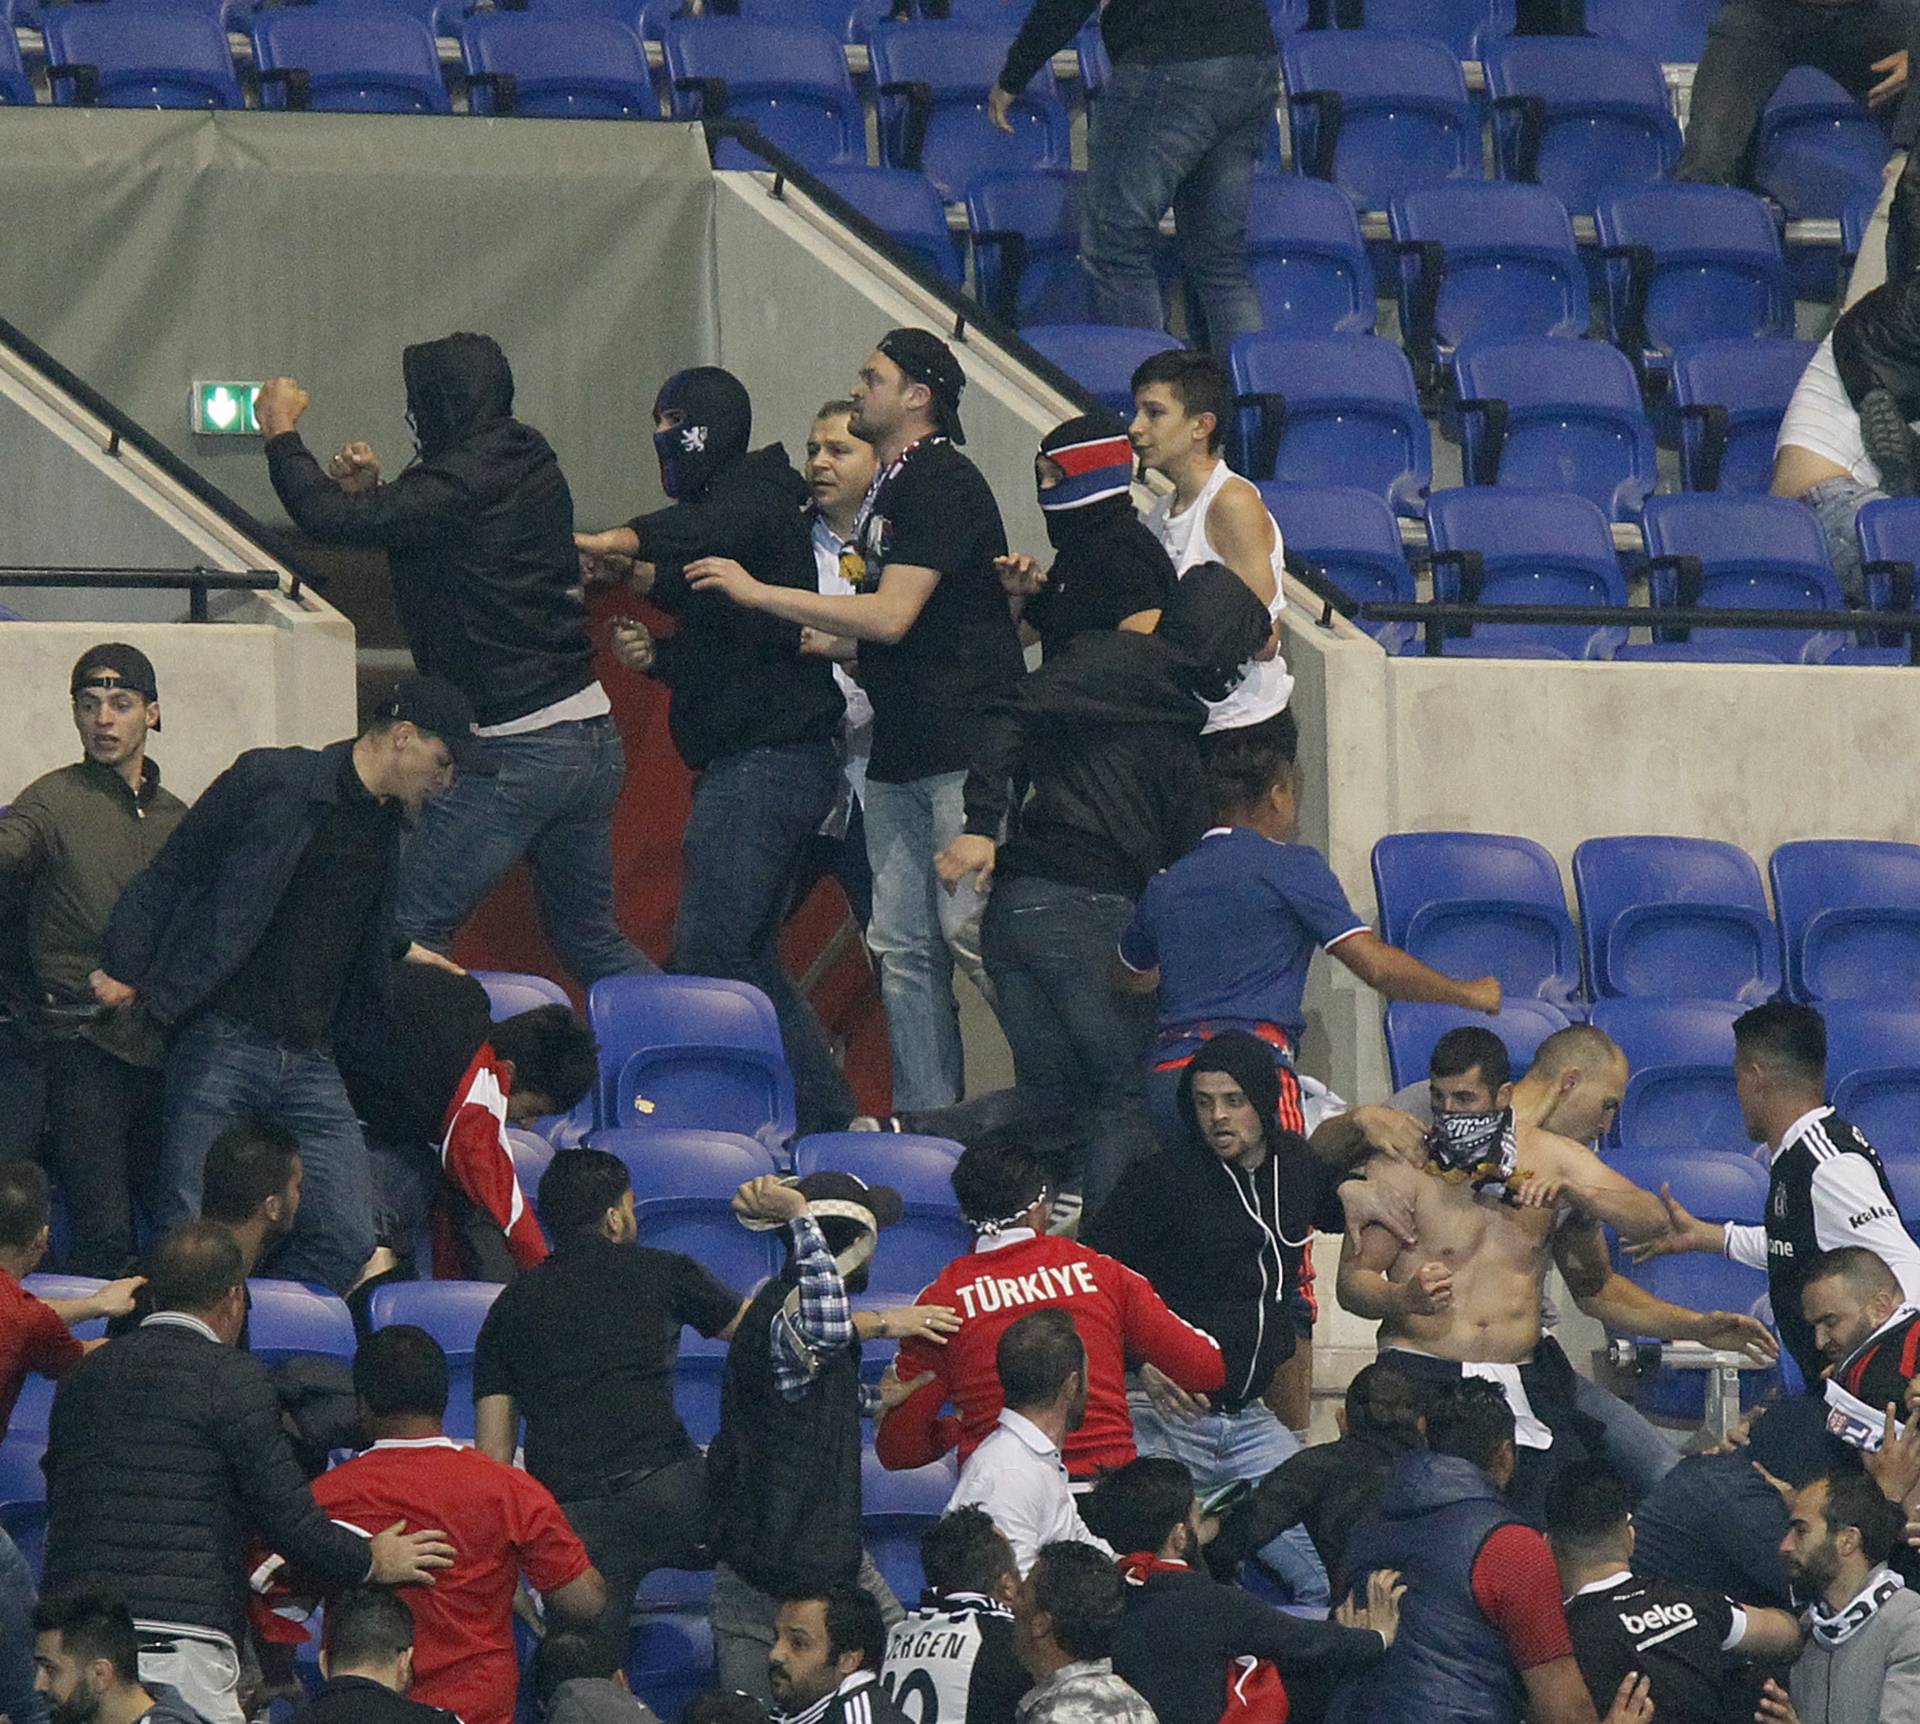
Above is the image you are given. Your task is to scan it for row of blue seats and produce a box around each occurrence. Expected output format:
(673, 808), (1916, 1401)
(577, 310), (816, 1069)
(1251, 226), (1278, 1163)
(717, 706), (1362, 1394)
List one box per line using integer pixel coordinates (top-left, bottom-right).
(1374, 832), (1920, 1015)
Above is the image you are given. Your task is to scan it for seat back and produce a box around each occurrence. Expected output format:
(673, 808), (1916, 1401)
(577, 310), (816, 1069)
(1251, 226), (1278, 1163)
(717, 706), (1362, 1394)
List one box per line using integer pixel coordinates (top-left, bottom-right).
(1755, 67), (1892, 219)
(1827, 1004), (1920, 1156)
(792, 1131), (962, 1208)
(1452, 336), (1656, 520)
(1771, 840), (1920, 1004)
(1597, 186), (1795, 375)
(0, 1435), (46, 1579)
(1424, 488), (1628, 659)
(1854, 495), (1920, 613)
(1281, 31), (1477, 210)
(0, 25), (33, 105)
(1262, 482), (1414, 648)
(1669, 338), (1818, 494)
(246, 1279), (358, 1365)
(664, 17), (862, 166)
(590, 1126), (781, 1203)
(1481, 35), (1679, 215)
(1229, 333), (1431, 515)
(1382, 999), (1572, 1090)
(1640, 493), (1840, 657)
(626, 1606), (715, 1723)
(1020, 325), (1184, 418)
(1607, 1149), (1769, 1225)
(1372, 830), (1582, 1006)
(1344, 0), (1513, 57)
(1243, 176), (1375, 339)
(43, 6), (244, 109)
(965, 169), (1094, 325)
(1573, 835), (1779, 1003)
(588, 974), (797, 1146)
(460, 14), (653, 118)
(471, 969), (572, 1021)
(673, 1334), (729, 1446)
(861, 1448), (957, 1605)
(868, 22), (1069, 200)
(1583, 0), (1719, 64)
(1590, 999), (1744, 1150)
(816, 166), (965, 286)
(251, 7), (450, 112)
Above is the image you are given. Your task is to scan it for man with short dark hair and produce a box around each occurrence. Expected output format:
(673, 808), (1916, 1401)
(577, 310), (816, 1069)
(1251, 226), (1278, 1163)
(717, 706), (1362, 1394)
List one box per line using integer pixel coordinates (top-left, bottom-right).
(949, 1310), (1111, 1575)
(1778, 1470), (1920, 1723)
(769, 1588), (912, 1724)
(265, 1324), (602, 1724)
(1547, 1469), (1801, 1724)
(475, 1147), (747, 1668)
(882, 1509), (1028, 1724)
(1089, 1456), (1393, 1724)
(0, 643), (186, 1270)
(533, 1631), (662, 1724)
(1801, 1246), (1920, 1452)
(297, 1589), (459, 1724)
(1633, 1000), (1920, 1386)
(31, 1587), (198, 1724)
(1010, 1542), (1153, 1724)
(97, 678), (480, 1296)
(42, 1222), (453, 1724)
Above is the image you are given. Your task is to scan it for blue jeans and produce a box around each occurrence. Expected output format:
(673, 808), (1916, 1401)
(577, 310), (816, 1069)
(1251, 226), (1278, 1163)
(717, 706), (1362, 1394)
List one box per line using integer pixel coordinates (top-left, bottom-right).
(863, 771), (994, 1113)
(161, 1011), (375, 1294)
(677, 741), (856, 1135)
(1804, 476), (1884, 607)
(1083, 55), (1281, 349)
(1572, 1368), (1679, 1497)
(395, 715), (651, 989)
(0, 1526), (46, 1724)
(1132, 1391), (1331, 1607)
(904, 876), (1157, 1214)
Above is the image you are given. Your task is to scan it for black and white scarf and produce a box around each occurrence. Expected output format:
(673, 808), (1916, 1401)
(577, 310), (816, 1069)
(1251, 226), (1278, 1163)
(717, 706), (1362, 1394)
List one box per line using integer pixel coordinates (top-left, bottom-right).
(1809, 1565), (1905, 1646)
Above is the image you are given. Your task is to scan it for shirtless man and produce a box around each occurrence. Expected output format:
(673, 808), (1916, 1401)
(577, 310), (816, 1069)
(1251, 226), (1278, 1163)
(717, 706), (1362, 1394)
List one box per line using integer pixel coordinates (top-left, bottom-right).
(1339, 1026), (1776, 1520)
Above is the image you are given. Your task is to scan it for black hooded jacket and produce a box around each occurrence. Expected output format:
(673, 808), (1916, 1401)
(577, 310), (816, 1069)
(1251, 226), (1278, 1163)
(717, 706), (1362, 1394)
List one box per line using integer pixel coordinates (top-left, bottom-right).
(962, 563), (1270, 896)
(626, 444), (845, 770)
(1834, 272), (1920, 424)
(266, 333), (594, 727)
(1083, 1030), (1347, 1411)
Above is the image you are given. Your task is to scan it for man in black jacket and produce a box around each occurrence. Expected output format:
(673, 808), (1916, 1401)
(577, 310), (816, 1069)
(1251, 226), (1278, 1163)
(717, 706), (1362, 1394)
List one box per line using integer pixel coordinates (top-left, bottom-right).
(298, 1589), (459, 1724)
(1087, 1456), (1394, 1724)
(575, 367), (852, 1133)
(257, 339), (648, 991)
(42, 1223), (452, 1724)
(989, 0), (1278, 350)
(95, 679), (473, 1297)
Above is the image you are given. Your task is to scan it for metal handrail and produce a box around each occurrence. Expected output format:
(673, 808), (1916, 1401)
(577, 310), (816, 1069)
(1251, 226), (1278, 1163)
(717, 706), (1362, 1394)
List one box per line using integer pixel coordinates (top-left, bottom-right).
(0, 565), (282, 621)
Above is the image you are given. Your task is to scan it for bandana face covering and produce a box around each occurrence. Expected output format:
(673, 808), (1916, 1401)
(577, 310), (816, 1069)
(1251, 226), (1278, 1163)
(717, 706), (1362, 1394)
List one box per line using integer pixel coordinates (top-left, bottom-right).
(1429, 1108), (1520, 1200)
(1809, 1566), (1905, 1646)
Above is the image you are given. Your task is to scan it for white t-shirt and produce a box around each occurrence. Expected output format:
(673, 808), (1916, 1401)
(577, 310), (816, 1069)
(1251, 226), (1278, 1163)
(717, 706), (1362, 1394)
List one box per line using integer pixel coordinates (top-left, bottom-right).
(1776, 337), (1881, 488)
(946, 1410), (1112, 1576)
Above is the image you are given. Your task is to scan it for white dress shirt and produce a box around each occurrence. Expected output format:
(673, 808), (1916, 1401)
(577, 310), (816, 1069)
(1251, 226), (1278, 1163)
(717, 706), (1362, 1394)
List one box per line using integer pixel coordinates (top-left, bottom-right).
(947, 1409), (1113, 1576)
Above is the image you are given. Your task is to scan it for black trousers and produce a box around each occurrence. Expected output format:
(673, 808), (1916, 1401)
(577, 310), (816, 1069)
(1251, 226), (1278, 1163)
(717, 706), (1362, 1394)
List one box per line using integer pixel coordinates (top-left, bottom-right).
(560, 1452), (710, 1668)
(45, 1037), (164, 1277)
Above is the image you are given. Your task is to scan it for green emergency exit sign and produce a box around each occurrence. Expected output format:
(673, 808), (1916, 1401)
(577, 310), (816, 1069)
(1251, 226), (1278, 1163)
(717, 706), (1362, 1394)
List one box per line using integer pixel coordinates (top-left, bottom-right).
(191, 381), (263, 436)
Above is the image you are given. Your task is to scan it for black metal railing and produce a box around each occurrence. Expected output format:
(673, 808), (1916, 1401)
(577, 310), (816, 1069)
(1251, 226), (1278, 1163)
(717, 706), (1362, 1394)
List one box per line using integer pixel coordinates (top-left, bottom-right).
(0, 566), (282, 622)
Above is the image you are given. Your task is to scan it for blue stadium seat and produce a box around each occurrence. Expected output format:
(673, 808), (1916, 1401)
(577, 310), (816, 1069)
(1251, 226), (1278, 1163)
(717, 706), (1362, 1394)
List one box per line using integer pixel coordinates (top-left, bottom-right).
(592, 1126), (781, 1203)
(1607, 1149), (1768, 1227)
(43, 6), (244, 108)
(1229, 333), (1431, 516)
(626, 1608), (715, 1722)
(250, 8), (451, 112)
(1771, 840), (1920, 1006)
(1755, 68), (1892, 221)
(460, 14), (653, 117)
(1623, 1255), (1777, 1417)
(1572, 836), (1780, 1005)
(1021, 325), (1184, 419)
(1424, 489), (1629, 660)
(366, 1280), (503, 1441)
(1243, 176), (1375, 339)
(1640, 494), (1842, 660)
(1856, 496), (1920, 615)
(1382, 999), (1574, 1091)
(862, 1448), (956, 1607)
(1074, 21), (1110, 94)
(1281, 32), (1479, 211)
(1372, 831), (1582, 1008)
(506, 1126), (555, 1201)
(1590, 999), (1744, 1151)
(1437, 639), (1571, 658)
(1608, 642), (1784, 663)
(664, 18), (863, 169)
(1596, 187), (1795, 384)
(1340, 0), (1513, 58)
(1451, 338), (1657, 521)
(1583, 0), (1719, 64)
(587, 974), (797, 1147)
(1826, 1004), (1920, 1156)
(1481, 36), (1679, 216)
(673, 1333), (728, 1446)
(246, 1279), (357, 1365)
(472, 969), (571, 1021)
(965, 170), (1095, 326)
(1669, 339), (1818, 495)
(1388, 183), (1586, 380)
(862, 1207), (974, 1299)
(868, 22), (1070, 201)
(0, 26), (33, 105)
(0, 1436), (46, 1579)
(1844, 199), (1876, 283)
(1260, 483), (1416, 652)
(792, 1131), (962, 1208)
(816, 166), (964, 287)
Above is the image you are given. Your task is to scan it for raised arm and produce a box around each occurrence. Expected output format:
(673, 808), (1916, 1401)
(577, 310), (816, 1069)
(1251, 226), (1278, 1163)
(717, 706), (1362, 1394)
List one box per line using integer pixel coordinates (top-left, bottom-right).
(688, 558), (939, 645)
(1332, 932), (1501, 1015)
(1554, 1220), (1777, 1361)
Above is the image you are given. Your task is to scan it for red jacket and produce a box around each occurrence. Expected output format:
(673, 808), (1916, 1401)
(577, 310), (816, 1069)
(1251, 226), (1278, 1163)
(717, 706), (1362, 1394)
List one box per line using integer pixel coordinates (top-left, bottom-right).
(433, 1044), (547, 1276)
(875, 1230), (1225, 1479)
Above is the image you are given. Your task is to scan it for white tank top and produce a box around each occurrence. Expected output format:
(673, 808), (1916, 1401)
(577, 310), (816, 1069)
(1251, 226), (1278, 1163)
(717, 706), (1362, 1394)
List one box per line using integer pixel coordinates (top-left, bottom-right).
(1146, 461), (1294, 733)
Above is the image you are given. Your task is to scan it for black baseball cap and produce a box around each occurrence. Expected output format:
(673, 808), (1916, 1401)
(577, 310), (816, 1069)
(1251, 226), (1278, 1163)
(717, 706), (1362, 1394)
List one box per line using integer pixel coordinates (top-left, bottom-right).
(368, 674), (489, 771)
(879, 327), (967, 445)
(71, 643), (159, 704)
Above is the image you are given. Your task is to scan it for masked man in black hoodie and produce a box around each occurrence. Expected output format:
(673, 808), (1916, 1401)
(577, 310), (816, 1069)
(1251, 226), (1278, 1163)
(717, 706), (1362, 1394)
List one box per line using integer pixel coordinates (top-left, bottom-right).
(573, 367), (853, 1132)
(258, 340), (649, 990)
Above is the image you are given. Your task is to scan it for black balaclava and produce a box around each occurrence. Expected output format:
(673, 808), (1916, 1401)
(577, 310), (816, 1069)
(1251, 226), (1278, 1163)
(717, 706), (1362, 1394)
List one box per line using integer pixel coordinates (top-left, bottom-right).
(402, 333), (515, 460)
(1038, 413), (1138, 552)
(1153, 562), (1273, 703)
(1832, 275), (1920, 496)
(653, 366), (752, 500)
(1175, 1029), (1281, 1159)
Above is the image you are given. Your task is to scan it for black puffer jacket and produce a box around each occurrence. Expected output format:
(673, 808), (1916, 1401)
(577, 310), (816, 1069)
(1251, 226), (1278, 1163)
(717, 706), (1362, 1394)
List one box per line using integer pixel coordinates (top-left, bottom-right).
(266, 333), (593, 727)
(42, 1322), (373, 1641)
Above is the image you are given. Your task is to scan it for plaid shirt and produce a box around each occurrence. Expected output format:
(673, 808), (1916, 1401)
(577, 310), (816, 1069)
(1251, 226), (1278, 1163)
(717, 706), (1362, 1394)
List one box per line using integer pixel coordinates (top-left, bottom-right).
(770, 1213), (881, 1416)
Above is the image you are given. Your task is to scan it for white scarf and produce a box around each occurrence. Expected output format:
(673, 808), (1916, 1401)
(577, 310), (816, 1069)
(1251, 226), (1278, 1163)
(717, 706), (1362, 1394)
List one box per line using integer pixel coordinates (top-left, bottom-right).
(1809, 1565), (1905, 1646)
